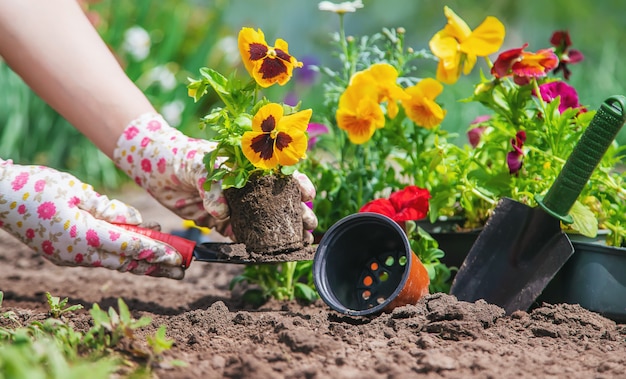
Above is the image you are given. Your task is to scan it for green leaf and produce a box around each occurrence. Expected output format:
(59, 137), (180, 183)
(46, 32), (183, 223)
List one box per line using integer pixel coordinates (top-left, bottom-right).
(147, 325), (174, 355)
(89, 304), (110, 329)
(569, 200), (598, 238)
(294, 283), (318, 302)
(200, 67), (230, 95)
(117, 298), (131, 325)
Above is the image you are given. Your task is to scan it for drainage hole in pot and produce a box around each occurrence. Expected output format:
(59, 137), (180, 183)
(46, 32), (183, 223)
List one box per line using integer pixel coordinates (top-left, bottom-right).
(385, 256), (395, 266)
(378, 271), (389, 282)
(398, 256), (407, 266)
(363, 276), (373, 286)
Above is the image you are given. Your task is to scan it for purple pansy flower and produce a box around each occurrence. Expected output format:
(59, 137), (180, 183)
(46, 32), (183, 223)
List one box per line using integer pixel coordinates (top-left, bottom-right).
(507, 131), (526, 175)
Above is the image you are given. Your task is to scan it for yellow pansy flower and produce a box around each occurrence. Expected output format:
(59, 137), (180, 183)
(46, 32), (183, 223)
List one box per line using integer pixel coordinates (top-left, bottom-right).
(401, 78), (447, 129)
(350, 63), (409, 119)
(429, 6), (505, 84)
(242, 103), (311, 169)
(336, 82), (385, 144)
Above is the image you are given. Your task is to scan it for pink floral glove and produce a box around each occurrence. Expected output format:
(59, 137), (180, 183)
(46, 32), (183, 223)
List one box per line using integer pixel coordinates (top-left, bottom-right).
(114, 113), (319, 243)
(0, 159), (184, 279)
(113, 113), (230, 234)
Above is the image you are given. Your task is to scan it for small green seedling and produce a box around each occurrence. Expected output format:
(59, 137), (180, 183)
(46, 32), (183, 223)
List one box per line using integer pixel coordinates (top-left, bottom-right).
(0, 291), (18, 323)
(85, 298), (151, 350)
(45, 292), (83, 318)
(147, 325), (174, 356)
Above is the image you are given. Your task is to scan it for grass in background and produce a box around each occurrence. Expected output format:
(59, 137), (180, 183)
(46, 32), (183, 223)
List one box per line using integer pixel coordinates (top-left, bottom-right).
(0, 0), (233, 189)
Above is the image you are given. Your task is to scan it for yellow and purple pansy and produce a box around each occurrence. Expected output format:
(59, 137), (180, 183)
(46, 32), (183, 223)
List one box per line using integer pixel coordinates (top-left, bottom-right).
(238, 27), (303, 88)
(242, 103), (312, 169)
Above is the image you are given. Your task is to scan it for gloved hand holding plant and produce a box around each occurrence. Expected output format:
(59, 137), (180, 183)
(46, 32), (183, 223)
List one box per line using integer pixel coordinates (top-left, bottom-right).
(186, 26), (318, 252)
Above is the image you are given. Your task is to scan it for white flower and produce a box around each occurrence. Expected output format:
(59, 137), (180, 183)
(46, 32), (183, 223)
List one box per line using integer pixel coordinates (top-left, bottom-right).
(122, 26), (151, 61)
(318, 0), (364, 14)
(160, 100), (185, 127)
(147, 65), (177, 91)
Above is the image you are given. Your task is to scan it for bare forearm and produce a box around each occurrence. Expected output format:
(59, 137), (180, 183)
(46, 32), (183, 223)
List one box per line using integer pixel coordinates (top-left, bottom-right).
(0, 0), (154, 158)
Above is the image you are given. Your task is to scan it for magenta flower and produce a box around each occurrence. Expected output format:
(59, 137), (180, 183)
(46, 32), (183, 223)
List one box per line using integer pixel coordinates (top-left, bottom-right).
(37, 202), (56, 220)
(11, 172), (29, 191)
(141, 158), (152, 173)
(68, 196), (81, 208)
(86, 229), (100, 247)
(467, 115), (491, 148)
(536, 81), (584, 114)
(507, 131), (526, 175)
(306, 122), (329, 150)
(34, 179), (46, 192)
(550, 31), (584, 80)
(123, 126), (139, 140)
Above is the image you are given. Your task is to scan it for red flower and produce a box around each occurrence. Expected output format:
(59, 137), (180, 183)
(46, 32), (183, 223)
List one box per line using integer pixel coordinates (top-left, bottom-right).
(550, 30), (584, 80)
(140, 158), (152, 173)
(360, 186), (430, 226)
(491, 43), (559, 85)
(42, 240), (55, 255)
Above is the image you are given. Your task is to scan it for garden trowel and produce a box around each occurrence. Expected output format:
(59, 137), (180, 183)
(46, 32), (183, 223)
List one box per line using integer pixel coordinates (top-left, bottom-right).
(115, 224), (316, 267)
(450, 95), (626, 315)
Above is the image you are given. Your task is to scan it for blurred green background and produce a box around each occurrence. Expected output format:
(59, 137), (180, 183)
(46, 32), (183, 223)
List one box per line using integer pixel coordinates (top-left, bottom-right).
(1, 0), (624, 188)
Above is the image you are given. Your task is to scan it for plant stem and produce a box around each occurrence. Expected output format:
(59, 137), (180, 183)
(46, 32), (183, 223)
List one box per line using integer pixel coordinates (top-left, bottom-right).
(282, 262), (297, 300)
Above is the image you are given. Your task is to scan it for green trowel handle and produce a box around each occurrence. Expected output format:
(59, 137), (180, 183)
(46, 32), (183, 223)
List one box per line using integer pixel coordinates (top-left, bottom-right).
(536, 95), (626, 223)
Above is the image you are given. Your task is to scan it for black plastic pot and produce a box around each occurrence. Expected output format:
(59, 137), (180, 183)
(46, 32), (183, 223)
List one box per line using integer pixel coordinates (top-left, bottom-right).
(538, 241), (626, 323)
(313, 213), (429, 316)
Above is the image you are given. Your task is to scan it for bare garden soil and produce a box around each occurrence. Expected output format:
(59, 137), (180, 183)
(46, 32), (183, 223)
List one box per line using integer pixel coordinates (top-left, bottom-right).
(1, 190), (625, 378)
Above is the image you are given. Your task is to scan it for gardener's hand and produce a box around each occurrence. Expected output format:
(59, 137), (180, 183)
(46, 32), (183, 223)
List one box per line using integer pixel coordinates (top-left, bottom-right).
(114, 113), (319, 242)
(0, 159), (184, 279)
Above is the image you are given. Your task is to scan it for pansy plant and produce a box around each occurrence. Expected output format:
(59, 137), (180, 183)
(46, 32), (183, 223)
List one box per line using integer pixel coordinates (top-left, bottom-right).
(188, 27), (312, 189)
(442, 24), (626, 242)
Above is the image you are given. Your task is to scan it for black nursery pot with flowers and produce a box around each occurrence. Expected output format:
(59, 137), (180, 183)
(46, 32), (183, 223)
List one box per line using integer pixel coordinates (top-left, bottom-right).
(538, 241), (626, 323)
(420, 226), (626, 323)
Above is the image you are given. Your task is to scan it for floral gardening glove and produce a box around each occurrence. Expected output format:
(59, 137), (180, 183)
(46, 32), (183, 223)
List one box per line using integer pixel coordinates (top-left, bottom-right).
(114, 113), (229, 234)
(114, 113), (319, 242)
(0, 159), (185, 279)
